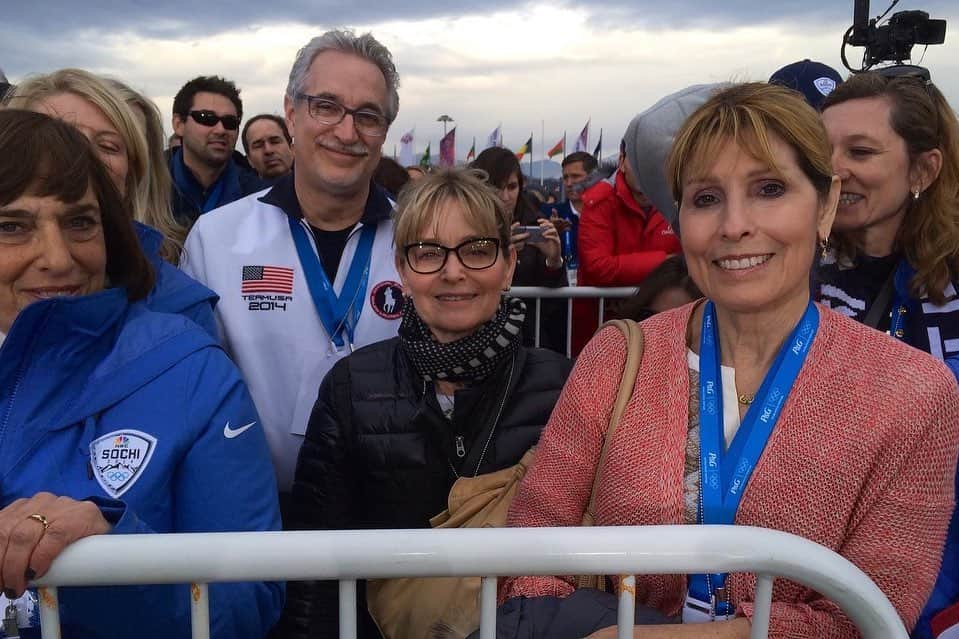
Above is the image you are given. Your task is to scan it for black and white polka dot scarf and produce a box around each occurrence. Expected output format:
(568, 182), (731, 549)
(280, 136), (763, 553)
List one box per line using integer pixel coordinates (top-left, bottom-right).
(399, 296), (527, 383)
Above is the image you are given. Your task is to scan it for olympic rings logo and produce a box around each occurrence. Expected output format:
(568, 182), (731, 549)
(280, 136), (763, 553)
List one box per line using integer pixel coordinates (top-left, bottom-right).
(105, 471), (130, 482)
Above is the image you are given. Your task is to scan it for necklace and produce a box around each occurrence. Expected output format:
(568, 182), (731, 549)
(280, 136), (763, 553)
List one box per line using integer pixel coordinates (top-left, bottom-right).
(737, 393), (754, 405)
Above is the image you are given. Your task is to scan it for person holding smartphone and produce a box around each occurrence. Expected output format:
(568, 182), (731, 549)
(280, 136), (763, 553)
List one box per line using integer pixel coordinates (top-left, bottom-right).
(470, 147), (567, 353)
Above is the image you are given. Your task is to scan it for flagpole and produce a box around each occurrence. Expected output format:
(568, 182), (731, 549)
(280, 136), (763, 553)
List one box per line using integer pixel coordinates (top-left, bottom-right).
(529, 131), (533, 184)
(540, 120), (545, 187)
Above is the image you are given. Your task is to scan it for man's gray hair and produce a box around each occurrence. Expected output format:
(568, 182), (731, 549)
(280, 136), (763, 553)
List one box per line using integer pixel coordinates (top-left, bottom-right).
(286, 29), (400, 123)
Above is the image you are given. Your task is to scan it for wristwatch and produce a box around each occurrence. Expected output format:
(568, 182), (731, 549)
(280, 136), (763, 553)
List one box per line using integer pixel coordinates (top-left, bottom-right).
(545, 255), (564, 271)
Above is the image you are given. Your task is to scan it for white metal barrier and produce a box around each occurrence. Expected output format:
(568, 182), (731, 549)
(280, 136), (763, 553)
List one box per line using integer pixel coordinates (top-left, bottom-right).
(508, 286), (636, 356)
(32, 525), (908, 639)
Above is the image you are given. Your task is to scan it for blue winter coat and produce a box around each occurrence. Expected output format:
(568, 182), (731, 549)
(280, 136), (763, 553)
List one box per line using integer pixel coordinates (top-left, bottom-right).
(135, 221), (219, 338)
(0, 287), (283, 638)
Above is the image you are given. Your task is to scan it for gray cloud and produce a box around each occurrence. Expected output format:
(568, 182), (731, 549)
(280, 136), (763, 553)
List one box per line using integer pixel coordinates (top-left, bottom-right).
(7, 0), (954, 42)
(5, 0), (955, 78)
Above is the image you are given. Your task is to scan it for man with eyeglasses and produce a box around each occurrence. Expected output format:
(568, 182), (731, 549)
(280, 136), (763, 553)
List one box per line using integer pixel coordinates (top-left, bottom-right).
(181, 31), (404, 536)
(169, 75), (267, 227)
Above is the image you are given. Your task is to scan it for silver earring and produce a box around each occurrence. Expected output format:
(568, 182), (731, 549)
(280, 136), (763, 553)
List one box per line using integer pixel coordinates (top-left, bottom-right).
(913, 189), (921, 200)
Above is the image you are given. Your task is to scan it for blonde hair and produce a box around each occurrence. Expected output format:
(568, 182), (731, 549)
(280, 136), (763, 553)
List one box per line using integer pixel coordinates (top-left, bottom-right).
(393, 168), (512, 254)
(823, 72), (959, 304)
(108, 79), (186, 264)
(667, 82), (835, 206)
(4, 69), (183, 264)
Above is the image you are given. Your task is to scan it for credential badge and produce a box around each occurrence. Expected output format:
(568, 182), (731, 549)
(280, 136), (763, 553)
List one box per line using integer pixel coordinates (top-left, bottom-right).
(89, 430), (157, 498)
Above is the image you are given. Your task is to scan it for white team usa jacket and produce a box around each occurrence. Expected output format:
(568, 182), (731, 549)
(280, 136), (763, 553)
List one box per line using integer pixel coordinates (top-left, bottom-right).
(181, 178), (404, 491)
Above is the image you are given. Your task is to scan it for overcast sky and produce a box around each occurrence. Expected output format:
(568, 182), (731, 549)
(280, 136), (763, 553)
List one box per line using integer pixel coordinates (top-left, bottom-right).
(4, 1), (957, 164)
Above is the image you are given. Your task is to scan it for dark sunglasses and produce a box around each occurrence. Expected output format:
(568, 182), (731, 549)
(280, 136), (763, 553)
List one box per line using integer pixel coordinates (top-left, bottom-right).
(187, 110), (240, 130)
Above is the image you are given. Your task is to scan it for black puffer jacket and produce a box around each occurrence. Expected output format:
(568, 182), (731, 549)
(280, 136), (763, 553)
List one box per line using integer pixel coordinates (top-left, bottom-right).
(276, 337), (572, 639)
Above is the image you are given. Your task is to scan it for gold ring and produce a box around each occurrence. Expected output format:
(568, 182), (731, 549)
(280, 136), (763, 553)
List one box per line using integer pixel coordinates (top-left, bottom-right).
(28, 514), (50, 530)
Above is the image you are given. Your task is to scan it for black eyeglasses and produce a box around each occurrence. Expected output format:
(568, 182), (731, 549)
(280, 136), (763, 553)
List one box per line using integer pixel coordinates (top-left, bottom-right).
(404, 238), (501, 274)
(187, 110), (240, 130)
(295, 93), (389, 137)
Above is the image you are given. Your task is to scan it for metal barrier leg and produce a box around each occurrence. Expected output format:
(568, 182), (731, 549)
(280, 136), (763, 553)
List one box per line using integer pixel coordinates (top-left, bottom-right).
(598, 297), (606, 330)
(534, 298), (542, 348)
(566, 298), (573, 358)
(190, 583), (211, 639)
(750, 574), (775, 639)
(339, 579), (357, 639)
(38, 587), (61, 639)
(618, 575), (636, 639)
(480, 576), (497, 639)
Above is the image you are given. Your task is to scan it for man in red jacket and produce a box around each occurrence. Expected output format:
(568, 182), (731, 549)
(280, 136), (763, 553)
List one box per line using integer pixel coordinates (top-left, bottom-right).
(572, 135), (681, 354)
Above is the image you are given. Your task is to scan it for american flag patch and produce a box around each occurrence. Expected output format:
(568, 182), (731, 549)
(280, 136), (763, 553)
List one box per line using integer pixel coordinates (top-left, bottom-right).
(242, 265), (294, 295)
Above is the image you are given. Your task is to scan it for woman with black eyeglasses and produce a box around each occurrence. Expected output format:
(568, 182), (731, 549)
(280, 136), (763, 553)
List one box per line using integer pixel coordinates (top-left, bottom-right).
(819, 70), (959, 639)
(277, 168), (571, 639)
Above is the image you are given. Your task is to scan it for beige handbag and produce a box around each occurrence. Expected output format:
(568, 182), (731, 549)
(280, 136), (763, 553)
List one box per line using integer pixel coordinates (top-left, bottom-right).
(575, 319), (645, 590)
(367, 448), (536, 639)
(367, 319), (644, 638)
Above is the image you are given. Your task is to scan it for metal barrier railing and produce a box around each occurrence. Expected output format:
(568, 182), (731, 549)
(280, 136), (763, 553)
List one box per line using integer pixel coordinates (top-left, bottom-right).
(32, 525), (908, 639)
(508, 286), (637, 356)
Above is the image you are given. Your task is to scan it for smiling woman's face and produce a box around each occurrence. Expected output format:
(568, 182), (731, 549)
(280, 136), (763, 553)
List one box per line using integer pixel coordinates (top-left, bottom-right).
(0, 186), (107, 333)
(678, 132), (837, 317)
(821, 96), (914, 251)
(398, 198), (516, 343)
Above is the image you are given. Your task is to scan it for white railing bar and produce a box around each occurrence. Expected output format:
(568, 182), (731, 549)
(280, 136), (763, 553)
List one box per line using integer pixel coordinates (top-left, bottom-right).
(751, 574), (775, 639)
(618, 575), (636, 639)
(190, 582), (210, 639)
(480, 576), (497, 639)
(534, 297), (542, 348)
(339, 579), (357, 639)
(32, 526), (907, 638)
(509, 286), (636, 299)
(38, 587), (60, 639)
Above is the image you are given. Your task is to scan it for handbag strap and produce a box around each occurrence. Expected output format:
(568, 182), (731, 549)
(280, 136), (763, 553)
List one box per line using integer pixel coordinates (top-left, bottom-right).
(582, 319), (645, 522)
(862, 260), (899, 329)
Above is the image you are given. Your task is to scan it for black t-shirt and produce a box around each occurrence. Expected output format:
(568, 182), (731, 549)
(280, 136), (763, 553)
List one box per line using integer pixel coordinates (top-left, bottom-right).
(308, 224), (355, 281)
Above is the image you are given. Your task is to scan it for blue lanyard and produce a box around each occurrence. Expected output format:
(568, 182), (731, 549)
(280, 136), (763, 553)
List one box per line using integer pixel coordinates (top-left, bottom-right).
(287, 217), (376, 350)
(689, 300), (819, 613)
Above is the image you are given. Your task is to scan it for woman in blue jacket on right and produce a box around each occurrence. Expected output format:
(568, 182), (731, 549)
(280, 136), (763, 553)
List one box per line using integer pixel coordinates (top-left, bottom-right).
(0, 110), (282, 638)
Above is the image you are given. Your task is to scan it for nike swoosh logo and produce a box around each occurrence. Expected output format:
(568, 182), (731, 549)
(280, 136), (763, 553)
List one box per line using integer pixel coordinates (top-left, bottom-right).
(223, 421), (257, 439)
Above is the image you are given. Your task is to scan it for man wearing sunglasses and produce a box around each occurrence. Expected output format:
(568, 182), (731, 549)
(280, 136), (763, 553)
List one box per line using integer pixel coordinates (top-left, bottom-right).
(181, 31), (404, 537)
(170, 75), (267, 227)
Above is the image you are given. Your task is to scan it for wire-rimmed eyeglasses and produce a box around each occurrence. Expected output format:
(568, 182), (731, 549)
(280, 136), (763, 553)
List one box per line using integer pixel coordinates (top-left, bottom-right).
(295, 93), (389, 137)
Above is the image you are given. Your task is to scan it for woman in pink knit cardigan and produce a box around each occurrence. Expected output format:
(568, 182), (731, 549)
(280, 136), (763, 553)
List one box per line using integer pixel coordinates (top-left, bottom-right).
(501, 83), (959, 639)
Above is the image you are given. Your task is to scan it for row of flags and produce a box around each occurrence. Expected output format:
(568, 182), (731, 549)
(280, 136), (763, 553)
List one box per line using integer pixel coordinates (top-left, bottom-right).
(397, 119), (602, 168)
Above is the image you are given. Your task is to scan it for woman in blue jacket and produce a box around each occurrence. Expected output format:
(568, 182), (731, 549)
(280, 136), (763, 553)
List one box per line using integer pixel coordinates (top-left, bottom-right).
(0, 110), (283, 637)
